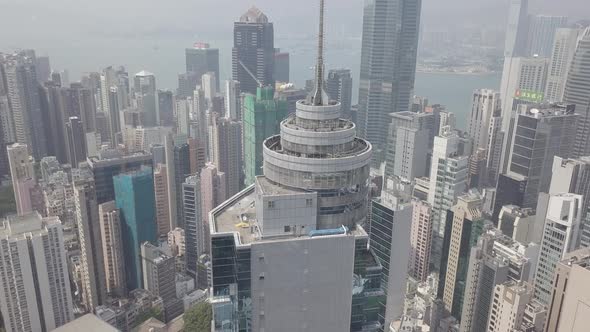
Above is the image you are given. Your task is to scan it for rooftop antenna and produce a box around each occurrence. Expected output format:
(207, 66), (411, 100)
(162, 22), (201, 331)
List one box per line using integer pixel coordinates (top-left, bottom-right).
(309, 0), (330, 106)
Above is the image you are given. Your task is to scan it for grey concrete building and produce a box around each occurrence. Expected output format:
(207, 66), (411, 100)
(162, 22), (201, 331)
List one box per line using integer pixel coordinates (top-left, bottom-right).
(384, 111), (435, 182)
(357, 0), (421, 165)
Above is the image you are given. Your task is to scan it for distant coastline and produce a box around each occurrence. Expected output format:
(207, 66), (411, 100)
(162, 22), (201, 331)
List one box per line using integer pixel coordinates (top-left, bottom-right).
(416, 69), (499, 75)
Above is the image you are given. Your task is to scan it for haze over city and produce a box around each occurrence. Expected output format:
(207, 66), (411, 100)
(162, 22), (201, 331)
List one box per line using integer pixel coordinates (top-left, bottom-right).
(0, 0), (590, 331)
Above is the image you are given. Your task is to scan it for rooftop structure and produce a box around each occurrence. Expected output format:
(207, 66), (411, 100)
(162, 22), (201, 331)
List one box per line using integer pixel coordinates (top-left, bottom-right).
(210, 2), (381, 330)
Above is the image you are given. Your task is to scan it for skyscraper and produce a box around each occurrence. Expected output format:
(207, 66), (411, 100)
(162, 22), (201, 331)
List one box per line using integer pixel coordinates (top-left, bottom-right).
(370, 179), (413, 326)
(326, 68), (353, 119)
(500, 56), (549, 131)
(224, 80), (241, 120)
(357, 0), (422, 165)
(409, 199), (433, 282)
(428, 130), (470, 269)
(100, 66), (127, 146)
(533, 193), (582, 306)
(153, 164), (171, 237)
(485, 109), (504, 186)
(232, 6), (274, 95)
(182, 175), (203, 278)
(200, 163), (227, 224)
(98, 201), (126, 298)
(504, 0), (529, 58)
(209, 3), (381, 329)
(2, 51), (47, 159)
(65, 116), (87, 167)
(243, 86), (287, 185)
(164, 134), (191, 229)
(0, 213), (74, 332)
(467, 89), (501, 152)
(384, 111), (435, 181)
(113, 167), (157, 291)
(201, 71), (217, 103)
(494, 104), (577, 217)
(39, 82), (71, 163)
(157, 90), (174, 127)
(74, 178), (106, 312)
(7, 143), (35, 215)
(87, 151), (153, 204)
(185, 42), (220, 90)
(459, 230), (538, 332)
(526, 15), (568, 57)
(545, 28), (582, 103)
(437, 192), (486, 320)
(563, 27), (590, 158)
(211, 117), (242, 197)
(134, 70), (158, 127)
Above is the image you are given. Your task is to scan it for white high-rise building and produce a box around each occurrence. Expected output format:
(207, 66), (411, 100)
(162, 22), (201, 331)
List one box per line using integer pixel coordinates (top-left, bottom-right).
(202, 72), (217, 104)
(545, 28), (583, 102)
(467, 89), (501, 151)
(0, 213), (74, 332)
(533, 193), (582, 306)
(485, 110), (503, 186)
(500, 56), (549, 131)
(384, 111), (435, 181)
(224, 80), (240, 120)
(428, 129), (469, 269)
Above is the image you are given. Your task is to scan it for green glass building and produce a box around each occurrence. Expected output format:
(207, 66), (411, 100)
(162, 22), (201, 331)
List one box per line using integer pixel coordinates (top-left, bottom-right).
(243, 86), (288, 185)
(114, 166), (157, 291)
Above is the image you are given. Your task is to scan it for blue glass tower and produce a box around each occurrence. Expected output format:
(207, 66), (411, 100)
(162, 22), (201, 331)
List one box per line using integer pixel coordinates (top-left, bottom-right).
(114, 166), (157, 291)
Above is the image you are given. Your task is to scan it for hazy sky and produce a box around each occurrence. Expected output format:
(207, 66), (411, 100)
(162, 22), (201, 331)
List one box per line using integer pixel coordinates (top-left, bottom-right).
(0, 0), (587, 88)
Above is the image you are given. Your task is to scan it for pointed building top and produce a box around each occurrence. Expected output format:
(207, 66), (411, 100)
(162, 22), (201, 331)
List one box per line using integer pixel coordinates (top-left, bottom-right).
(240, 6), (269, 24)
(309, 0), (330, 106)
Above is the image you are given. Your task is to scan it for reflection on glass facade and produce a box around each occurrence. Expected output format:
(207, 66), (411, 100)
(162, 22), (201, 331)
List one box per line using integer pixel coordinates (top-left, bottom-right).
(351, 237), (385, 332)
(211, 235), (252, 332)
(113, 166), (157, 291)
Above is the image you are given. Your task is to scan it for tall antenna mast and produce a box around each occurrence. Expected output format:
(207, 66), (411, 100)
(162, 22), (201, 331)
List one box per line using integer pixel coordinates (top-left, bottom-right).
(311, 0), (329, 106)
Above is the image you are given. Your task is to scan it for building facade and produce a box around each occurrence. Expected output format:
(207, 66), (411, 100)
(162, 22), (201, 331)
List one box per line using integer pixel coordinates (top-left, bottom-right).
(357, 0), (421, 165)
(113, 167), (158, 291)
(232, 7), (274, 95)
(243, 86), (287, 185)
(0, 213), (74, 332)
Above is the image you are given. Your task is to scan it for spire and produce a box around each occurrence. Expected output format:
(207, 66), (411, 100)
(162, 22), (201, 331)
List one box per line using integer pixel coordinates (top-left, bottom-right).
(310, 0), (330, 106)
